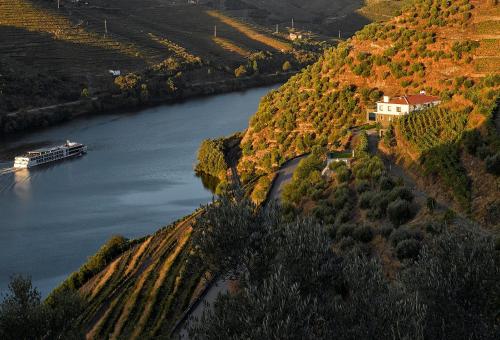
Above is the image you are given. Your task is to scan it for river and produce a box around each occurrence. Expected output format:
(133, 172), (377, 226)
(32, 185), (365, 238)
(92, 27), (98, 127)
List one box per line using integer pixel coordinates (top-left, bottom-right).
(0, 85), (278, 297)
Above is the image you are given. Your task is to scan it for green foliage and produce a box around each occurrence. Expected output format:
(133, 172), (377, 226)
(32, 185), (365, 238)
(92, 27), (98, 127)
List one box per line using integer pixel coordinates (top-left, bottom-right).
(396, 239), (421, 260)
(352, 225), (374, 243)
(190, 196), (499, 340)
(282, 60), (292, 72)
(387, 198), (412, 226)
(400, 230), (499, 339)
(282, 154), (326, 204)
(352, 155), (385, 183)
(0, 275), (83, 340)
(462, 129), (483, 155)
(485, 152), (500, 176)
(195, 138), (228, 179)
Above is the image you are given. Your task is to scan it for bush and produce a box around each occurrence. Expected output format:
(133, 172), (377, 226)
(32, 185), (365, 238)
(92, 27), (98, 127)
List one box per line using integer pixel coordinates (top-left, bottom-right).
(396, 239), (421, 260)
(462, 130), (483, 155)
(353, 225), (374, 243)
(337, 224), (356, 239)
(387, 199), (412, 226)
(359, 191), (375, 209)
(390, 227), (422, 247)
(355, 180), (371, 193)
(485, 152), (500, 175)
(282, 61), (292, 72)
(379, 176), (394, 191)
(388, 187), (414, 203)
(195, 138), (228, 179)
(379, 224), (394, 238)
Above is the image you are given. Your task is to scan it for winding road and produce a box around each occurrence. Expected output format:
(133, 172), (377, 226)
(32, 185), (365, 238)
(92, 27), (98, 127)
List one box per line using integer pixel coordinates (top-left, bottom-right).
(267, 155), (307, 202)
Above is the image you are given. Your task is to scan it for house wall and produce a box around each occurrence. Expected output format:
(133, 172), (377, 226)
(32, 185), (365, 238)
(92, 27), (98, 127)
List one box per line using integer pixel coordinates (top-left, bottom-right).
(377, 103), (410, 115)
(376, 113), (397, 126)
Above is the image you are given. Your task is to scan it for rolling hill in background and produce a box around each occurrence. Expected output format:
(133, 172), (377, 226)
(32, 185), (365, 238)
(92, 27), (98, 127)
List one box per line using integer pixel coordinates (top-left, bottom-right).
(0, 0), (410, 121)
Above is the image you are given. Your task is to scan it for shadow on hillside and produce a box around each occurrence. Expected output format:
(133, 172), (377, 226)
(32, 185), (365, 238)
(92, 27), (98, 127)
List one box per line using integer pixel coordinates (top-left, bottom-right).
(0, 25), (146, 76)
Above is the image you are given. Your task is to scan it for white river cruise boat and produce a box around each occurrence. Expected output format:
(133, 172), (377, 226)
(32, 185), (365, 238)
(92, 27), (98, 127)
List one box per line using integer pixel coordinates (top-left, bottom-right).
(13, 141), (88, 169)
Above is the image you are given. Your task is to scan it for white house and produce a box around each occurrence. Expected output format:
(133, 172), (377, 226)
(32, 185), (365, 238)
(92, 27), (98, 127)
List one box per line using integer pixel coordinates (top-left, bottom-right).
(373, 91), (441, 126)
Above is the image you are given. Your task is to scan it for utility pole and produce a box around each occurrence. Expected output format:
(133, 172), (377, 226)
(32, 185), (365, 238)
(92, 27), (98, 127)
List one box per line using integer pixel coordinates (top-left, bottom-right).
(338, 30), (341, 39)
(292, 18), (294, 30)
(57, 0), (60, 9)
(214, 25), (217, 38)
(276, 24), (279, 34)
(104, 19), (108, 36)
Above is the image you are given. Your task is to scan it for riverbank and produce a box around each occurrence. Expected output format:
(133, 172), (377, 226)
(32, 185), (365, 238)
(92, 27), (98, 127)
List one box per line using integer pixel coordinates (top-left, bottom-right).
(0, 72), (293, 138)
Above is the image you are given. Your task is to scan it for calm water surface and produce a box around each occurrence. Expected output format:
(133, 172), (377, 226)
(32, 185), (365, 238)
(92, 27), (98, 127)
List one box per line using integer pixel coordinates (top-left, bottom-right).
(0, 85), (278, 296)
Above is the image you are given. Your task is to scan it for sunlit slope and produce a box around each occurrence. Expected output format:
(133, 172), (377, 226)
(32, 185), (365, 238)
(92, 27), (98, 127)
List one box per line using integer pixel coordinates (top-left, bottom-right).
(78, 216), (206, 339)
(238, 0), (499, 211)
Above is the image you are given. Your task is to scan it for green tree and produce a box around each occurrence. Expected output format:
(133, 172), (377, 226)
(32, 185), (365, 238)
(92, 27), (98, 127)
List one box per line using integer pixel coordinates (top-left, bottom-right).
(0, 275), (83, 340)
(282, 61), (292, 72)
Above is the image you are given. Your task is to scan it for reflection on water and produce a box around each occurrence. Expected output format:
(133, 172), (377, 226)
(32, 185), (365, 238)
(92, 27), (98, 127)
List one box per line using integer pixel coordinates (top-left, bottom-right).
(0, 84), (280, 297)
(196, 172), (220, 194)
(13, 169), (31, 201)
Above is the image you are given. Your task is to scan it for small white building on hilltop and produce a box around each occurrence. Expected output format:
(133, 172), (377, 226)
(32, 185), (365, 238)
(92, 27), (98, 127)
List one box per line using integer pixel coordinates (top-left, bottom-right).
(372, 91), (441, 126)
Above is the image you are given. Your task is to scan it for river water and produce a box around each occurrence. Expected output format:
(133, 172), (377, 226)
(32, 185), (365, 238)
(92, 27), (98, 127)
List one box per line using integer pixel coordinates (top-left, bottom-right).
(0, 85), (278, 296)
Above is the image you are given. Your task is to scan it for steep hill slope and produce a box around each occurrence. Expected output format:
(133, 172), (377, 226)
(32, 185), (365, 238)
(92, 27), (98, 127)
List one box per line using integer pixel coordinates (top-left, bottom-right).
(238, 0), (499, 224)
(0, 0), (300, 117)
(72, 213), (207, 339)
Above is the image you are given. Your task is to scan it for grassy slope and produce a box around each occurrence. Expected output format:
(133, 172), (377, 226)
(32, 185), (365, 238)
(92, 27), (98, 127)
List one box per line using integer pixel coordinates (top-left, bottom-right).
(238, 0), (499, 217)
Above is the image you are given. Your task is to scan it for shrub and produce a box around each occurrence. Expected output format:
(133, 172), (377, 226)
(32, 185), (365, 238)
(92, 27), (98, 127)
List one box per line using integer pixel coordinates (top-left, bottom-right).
(353, 225), (374, 243)
(379, 224), (394, 238)
(462, 130), (483, 155)
(396, 239), (421, 260)
(337, 224), (356, 239)
(195, 138), (228, 179)
(485, 152), (500, 175)
(282, 61), (292, 72)
(387, 199), (412, 226)
(355, 180), (371, 193)
(388, 187), (414, 202)
(390, 227), (422, 246)
(379, 176), (394, 191)
(359, 191), (375, 209)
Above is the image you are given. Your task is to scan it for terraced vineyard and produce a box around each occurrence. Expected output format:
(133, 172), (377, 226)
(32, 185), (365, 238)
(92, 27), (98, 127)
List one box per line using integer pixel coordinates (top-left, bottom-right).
(0, 0), (307, 116)
(78, 214), (207, 339)
(399, 108), (469, 152)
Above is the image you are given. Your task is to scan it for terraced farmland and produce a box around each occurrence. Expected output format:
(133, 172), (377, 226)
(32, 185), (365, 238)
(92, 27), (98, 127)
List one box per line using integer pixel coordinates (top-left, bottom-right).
(79, 214), (207, 339)
(0, 0), (302, 116)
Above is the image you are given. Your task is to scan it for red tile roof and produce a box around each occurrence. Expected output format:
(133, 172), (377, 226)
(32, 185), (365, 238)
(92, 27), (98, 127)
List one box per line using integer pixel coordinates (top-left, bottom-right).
(381, 94), (441, 105)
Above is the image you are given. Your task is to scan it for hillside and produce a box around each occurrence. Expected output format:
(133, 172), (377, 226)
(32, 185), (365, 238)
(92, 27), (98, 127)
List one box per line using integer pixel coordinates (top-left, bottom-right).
(63, 213), (207, 339)
(237, 0), (500, 226)
(0, 0), (320, 127)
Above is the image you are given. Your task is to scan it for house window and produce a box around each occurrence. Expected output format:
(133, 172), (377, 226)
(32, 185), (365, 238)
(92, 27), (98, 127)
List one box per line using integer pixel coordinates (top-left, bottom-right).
(388, 106), (392, 111)
(378, 105), (383, 111)
(396, 106), (401, 113)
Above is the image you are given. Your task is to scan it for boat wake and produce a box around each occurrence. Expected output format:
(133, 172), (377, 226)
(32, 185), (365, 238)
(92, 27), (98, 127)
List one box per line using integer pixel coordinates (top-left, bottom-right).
(0, 167), (20, 176)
